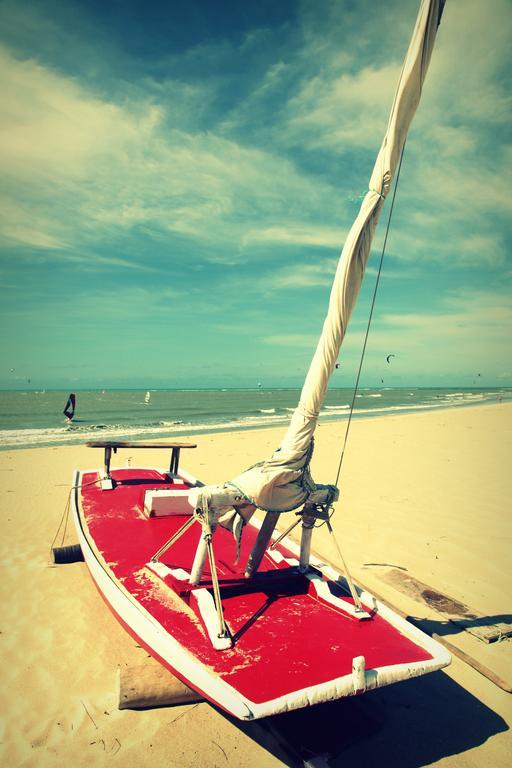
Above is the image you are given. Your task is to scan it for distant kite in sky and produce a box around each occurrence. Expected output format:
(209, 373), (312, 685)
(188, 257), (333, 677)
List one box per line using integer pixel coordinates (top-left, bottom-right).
(386, 354), (395, 363)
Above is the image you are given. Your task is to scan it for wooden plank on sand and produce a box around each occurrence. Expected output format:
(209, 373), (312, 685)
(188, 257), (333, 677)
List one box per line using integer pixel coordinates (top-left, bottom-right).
(379, 568), (512, 643)
(117, 665), (203, 710)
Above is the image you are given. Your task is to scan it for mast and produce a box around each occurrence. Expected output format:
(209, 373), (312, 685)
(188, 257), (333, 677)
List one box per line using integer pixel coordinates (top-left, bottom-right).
(280, 0), (446, 459)
(190, 0), (447, 526)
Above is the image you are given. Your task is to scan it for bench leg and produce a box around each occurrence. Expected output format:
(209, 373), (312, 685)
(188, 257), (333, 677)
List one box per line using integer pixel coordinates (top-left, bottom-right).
(170, 448), (180, 475)
(104, 446), (112, 477)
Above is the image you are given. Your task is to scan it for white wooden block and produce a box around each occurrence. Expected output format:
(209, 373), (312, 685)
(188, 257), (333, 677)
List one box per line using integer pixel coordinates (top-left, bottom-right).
(190, 589), (232, 651)
(144, 489), (194, 517)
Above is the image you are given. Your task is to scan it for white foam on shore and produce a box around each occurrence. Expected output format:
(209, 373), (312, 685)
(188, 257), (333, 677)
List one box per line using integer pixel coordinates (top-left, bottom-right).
(0, 390), (508, 450)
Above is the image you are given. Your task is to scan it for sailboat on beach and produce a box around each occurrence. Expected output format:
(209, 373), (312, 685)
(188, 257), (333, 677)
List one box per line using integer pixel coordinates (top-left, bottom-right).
(70, 0), (450, 720)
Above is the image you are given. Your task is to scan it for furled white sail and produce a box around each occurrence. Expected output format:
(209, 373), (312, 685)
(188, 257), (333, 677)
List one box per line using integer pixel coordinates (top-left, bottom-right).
(191, 0), (446, 522)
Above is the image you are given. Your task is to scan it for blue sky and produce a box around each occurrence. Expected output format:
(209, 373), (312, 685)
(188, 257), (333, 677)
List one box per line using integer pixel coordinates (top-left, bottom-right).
(0, 0), (510, 389)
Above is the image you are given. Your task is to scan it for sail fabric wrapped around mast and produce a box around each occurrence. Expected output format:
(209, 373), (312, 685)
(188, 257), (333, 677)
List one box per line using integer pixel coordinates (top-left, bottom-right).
(190, 0), (446, 522)
(278, 0), (446, 459)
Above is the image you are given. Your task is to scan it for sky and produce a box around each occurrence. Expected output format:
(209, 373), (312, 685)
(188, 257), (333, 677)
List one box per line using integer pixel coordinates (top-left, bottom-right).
(0, 0), (510, 390)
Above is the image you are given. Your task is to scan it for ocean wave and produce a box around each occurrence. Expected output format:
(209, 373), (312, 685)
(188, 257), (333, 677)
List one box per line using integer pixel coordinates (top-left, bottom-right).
(348, 404), (437, 416)
(0, 388), (507, 450)
(346, 397), (489, 417)
(434, 392), (485, 403)
(239, 413), (285, 425)
(0, 423), (169, 448)
(443, 392), (471, 398)
(0, 411), (292, 449)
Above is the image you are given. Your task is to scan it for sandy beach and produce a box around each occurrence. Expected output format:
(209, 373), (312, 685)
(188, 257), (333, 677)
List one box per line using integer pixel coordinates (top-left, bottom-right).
(0, 402), (510, 767)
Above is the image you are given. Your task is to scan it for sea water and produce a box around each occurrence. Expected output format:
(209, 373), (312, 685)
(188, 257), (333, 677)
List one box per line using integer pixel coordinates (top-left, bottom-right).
(0, 387), (509, 450)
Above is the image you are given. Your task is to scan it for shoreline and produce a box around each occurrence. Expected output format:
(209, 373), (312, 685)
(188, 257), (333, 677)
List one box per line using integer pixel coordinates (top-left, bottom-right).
(0, 394), (509, 452)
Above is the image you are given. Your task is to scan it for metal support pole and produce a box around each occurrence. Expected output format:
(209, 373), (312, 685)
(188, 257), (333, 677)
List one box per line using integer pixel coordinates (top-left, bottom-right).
(299, 505), (317, 573)
(245, 512), (279, 577)
(205, 531), (229, 639)
(150, 516), (196, 563)
(269, 516), (301, 550)
(104, 446), (113, 477)
(190, 529), (210, 585)
(170, 447), (180, 475)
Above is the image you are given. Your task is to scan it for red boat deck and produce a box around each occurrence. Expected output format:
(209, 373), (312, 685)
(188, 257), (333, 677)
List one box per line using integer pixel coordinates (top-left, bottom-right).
(78, 468), (433, 707)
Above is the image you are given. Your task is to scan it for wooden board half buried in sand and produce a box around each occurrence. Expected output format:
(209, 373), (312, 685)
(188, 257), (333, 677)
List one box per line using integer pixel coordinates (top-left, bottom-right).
(373, 568), (512, 692)
(380, 568), (512, 644)
(117, 663), (202, 709)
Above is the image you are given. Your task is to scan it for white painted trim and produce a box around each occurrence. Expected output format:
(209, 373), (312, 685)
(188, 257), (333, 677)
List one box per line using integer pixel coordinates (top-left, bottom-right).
(178, 467), (201, 487)
(306, 573), (371, 620)
(190, 589), (232, 651)
(266, 549), (299, 567)
(352, 655), (366, 693)
(146, 561), (192, 582)
(98, 468), (115, 490)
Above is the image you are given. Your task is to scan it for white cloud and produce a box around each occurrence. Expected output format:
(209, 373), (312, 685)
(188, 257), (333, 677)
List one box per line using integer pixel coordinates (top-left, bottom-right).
(0, 46), (160, 182)
(263, 333), (319, 347)
(384, 224), (506, 269)
(423, 0), (511, 126)
(369, 289), (512, 375)
(0, 44), (344, 263)
(267, 260), (338, 289)
(282, 0), (510, 156)
(390, 0), (512, 247)
(381, 289), (512, 334)
(259, 288), (512, 380)
(243, 225), (343, 249)
(285, 62), (399, 152)
(0, 195), (69, 250)
(279, 0), (511, 251)
(1, 0), (509, 287)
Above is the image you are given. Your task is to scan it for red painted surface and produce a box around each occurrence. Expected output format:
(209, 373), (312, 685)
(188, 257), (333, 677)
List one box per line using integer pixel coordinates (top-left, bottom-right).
(79, 468), (433, 705)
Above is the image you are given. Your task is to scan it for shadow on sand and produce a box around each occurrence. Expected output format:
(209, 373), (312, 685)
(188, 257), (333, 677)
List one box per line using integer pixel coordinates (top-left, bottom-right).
(226, 670), (508, 767)
(410, 613), (512, 639)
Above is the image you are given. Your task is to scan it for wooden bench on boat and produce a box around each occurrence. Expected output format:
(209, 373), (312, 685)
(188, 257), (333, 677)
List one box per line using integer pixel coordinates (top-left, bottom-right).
(86, 440), (197, 478)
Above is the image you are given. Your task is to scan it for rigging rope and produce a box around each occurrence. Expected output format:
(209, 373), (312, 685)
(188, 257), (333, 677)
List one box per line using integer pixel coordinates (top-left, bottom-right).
(334, 141), (407, 488)
(48, 478), (98, 564)
(320, 146), (408, 606)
